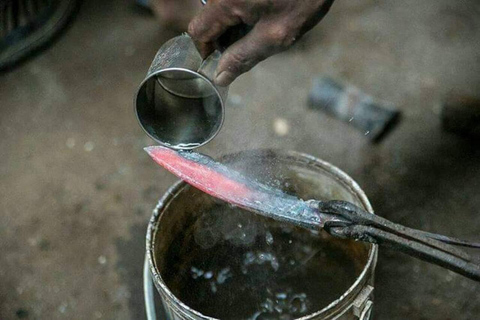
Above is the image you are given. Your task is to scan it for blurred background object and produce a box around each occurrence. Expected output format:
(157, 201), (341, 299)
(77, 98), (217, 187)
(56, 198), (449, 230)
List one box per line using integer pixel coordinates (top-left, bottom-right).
(0, 0), (81, 71)
(135, 0), (150, 10)
(308, 76), (401, 143)
(149, 0), (200, 32)
(441, 94), (480, 140)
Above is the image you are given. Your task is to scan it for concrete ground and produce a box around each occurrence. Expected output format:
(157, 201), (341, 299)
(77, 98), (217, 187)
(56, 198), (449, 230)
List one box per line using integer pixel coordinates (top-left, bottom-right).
(1, 0), (479, 319)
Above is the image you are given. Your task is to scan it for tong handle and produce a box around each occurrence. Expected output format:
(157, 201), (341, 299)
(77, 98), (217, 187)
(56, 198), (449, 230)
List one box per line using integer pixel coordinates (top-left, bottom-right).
(328, 224), (480, 281)
(319, 200), (480, 282)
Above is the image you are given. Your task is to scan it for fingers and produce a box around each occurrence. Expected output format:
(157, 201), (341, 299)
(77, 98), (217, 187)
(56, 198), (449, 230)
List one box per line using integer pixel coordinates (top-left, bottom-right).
(214, 23), (296, 86)
(188, 0), (242, 46)
(189, 0), (336, 86)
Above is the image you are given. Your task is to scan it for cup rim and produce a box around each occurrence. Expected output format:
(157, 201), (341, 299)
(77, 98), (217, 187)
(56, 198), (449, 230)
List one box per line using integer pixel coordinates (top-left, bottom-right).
(134, 67), (225, 150)
(146, 149), (378, 319)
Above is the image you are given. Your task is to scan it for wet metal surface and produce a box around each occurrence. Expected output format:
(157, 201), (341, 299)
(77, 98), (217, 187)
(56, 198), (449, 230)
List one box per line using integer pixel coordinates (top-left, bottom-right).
(0, 0), (479, 319)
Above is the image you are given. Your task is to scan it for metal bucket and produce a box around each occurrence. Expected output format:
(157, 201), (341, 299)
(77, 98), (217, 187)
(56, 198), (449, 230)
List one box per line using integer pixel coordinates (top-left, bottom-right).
(145, 149), (378, 320)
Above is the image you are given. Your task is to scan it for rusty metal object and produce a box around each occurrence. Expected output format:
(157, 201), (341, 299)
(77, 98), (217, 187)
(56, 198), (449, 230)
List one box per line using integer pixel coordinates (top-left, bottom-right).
(308, 77), (401, 143)
(441, 94), (480, 139)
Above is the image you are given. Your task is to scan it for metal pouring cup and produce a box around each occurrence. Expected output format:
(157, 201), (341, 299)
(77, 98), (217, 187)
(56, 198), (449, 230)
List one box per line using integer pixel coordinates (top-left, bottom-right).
(145, 149), (378, 320)
(135, 34), (227, 149)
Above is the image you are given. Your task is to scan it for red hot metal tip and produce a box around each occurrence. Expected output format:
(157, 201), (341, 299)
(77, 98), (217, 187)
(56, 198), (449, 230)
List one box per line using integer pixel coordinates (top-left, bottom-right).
(144, 146), (261, 207)
(144, 146), (323, 229)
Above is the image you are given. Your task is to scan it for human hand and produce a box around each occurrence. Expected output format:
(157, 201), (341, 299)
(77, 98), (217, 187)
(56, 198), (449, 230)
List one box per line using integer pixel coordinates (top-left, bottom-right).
(188, 0), (335, 86)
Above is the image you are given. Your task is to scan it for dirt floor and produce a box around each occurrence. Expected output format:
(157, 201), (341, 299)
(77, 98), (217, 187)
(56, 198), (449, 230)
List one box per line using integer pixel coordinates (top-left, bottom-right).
(1, 0), (479, 319)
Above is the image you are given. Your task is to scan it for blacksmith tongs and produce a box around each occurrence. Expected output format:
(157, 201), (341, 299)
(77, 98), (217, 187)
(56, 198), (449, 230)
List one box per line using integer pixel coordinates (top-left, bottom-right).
(145, 146), (480, 282)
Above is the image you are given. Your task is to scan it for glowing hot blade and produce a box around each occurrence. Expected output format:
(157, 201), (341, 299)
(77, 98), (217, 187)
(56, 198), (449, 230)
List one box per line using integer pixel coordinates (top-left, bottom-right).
(144, 146), (323, 229)
(144, 146), (263, 205)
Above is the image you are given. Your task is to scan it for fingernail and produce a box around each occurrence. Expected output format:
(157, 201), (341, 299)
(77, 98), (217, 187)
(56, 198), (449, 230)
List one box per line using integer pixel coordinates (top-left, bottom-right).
(214, 71), (233, 87)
